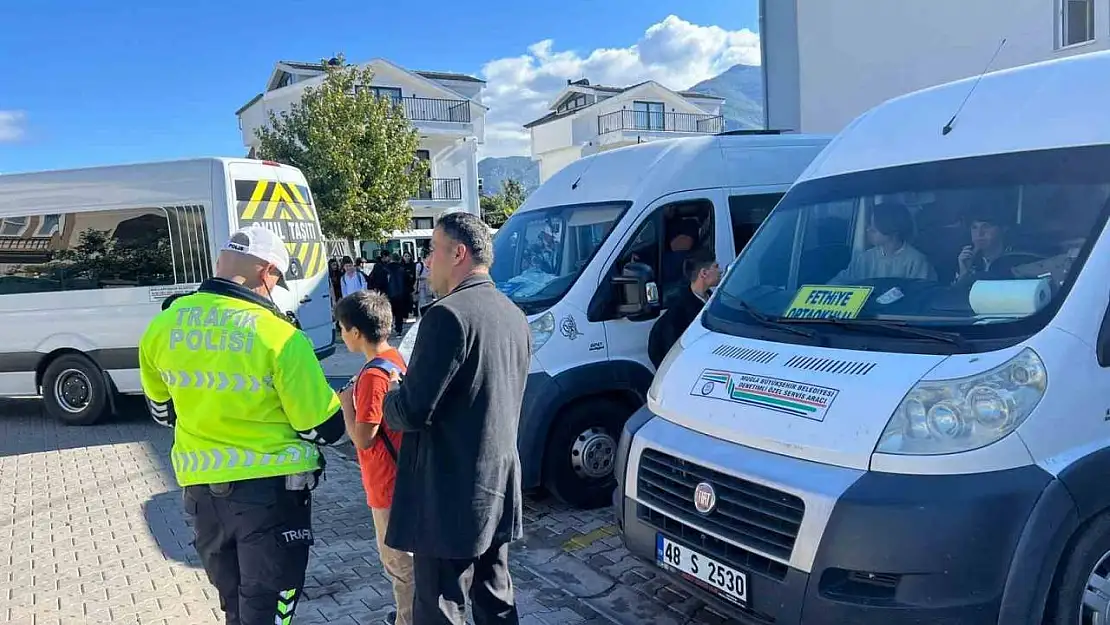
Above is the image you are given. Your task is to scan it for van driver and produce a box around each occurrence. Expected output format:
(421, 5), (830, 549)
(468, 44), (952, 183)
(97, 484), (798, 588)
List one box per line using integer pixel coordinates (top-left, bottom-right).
(829, 202), (936, 285)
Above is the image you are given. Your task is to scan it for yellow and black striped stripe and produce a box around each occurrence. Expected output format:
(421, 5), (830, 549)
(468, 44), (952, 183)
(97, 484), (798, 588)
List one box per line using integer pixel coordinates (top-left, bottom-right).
(289, 241), (326, 279)
(233, 179), (325, 279)
(237, 180), (316, 222)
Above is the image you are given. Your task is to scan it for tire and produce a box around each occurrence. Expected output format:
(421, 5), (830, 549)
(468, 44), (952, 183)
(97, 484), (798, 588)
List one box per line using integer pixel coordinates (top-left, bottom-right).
(542, 397), (631, 509)
(41, 354), (112, 426)
(1046, 510), (1110, 624)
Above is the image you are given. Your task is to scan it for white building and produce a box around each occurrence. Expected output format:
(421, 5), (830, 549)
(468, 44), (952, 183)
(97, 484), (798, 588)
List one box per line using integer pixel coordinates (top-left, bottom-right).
(525, 79), (725, 183)
(761, 0), (1109, 135)
(236, 58), (487, 260)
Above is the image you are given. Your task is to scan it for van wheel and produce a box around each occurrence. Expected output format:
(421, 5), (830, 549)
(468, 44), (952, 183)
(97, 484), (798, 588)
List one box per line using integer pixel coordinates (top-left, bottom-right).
(41, 354), (111, 426)
(1046, 511), (1110, 624)
(543, 398), (628, 509)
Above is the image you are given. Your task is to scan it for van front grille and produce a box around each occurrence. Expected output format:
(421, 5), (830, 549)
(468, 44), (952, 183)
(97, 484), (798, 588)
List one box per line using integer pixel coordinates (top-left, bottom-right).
(637, 448), (804, 562)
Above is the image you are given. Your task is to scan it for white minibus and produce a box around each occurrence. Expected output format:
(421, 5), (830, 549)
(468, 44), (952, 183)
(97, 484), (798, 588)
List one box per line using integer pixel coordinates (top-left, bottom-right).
(0, 158), (335, 425)
(617, 50), (1110, 625)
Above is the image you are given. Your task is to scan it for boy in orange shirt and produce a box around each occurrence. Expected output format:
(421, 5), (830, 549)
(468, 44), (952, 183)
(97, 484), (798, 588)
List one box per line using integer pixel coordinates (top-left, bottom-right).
(335, 291), (413, 625)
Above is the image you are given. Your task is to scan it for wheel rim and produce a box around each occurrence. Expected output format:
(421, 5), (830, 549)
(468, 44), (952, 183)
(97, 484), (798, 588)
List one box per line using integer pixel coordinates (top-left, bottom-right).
(1082, 549), (1110, 624)
(570, 427), (616, 480)
(53, 368), (92, 414)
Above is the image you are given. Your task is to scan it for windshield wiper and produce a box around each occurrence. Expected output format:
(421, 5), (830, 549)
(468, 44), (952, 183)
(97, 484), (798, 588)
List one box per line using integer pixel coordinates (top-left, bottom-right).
(732, 299), (818, 339)
(781, 317), (969, 349)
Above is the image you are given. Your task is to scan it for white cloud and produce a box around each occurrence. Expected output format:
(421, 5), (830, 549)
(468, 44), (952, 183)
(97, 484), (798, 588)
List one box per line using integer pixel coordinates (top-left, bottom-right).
(0, 111), (25, 142)
(478, 15), (760, 158)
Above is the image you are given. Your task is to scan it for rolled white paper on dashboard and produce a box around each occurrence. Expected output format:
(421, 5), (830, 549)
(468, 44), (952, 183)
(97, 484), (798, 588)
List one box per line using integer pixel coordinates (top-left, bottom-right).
(968, 278), (1051, 317)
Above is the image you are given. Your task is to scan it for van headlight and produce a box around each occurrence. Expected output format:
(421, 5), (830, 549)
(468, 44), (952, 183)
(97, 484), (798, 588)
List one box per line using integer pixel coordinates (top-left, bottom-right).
(877, 348), (1047, 455)
(530, 312), (555, 351)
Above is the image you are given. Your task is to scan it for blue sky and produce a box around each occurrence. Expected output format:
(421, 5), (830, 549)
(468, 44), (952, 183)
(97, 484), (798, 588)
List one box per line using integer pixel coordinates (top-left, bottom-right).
(0, 0), (758, 173)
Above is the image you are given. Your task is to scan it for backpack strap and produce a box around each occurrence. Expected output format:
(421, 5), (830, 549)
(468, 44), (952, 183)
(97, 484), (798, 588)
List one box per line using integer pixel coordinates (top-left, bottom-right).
(355, 357), (403, 463)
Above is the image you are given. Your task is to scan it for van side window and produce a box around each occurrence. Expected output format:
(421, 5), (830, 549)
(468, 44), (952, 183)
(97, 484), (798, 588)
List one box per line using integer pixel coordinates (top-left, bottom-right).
(728, 193), (783, 254)
(613, 199), (715, 309)
(0, 206), (208, 295)
(165, 205), (214, 284)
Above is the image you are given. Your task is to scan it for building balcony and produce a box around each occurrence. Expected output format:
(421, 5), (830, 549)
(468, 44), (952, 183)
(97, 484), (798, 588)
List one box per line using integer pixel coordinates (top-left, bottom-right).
(401, 97), (472, 123)
(596, 110), (724, 147)
(412, 178), (462, 202)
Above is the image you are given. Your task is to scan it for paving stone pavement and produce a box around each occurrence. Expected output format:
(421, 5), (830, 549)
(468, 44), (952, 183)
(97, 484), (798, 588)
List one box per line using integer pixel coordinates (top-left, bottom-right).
(0, 329), (745, 625)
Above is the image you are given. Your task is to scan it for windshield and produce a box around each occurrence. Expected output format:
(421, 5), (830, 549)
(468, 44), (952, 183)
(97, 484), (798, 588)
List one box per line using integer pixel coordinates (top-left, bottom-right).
(490, 202), (626, 314)
(706, 145), (1110, 353)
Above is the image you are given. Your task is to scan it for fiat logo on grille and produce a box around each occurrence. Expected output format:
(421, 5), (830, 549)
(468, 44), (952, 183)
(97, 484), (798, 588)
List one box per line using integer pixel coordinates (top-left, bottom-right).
(693, 482), (717, 514)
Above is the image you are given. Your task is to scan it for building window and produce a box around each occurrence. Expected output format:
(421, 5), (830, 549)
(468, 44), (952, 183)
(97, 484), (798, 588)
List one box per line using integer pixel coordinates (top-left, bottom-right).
(556, 94), (588, 114)
(35, 214), (61, 237)
(1059, 0), (1094, 47)
(0, 216), (28, 237)
(372, 86), (402, 102)
(411, 217), (434, 230)
(633, 101), (666, 131)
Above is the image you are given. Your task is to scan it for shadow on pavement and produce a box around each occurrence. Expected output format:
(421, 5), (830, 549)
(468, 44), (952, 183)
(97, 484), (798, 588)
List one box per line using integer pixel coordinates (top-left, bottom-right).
(142, 490), (205, 568)
(0, 395), (166, 458)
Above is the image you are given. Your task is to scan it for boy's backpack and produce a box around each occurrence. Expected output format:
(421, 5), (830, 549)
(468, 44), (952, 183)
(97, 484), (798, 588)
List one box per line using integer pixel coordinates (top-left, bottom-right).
(353, 357), (404, 462)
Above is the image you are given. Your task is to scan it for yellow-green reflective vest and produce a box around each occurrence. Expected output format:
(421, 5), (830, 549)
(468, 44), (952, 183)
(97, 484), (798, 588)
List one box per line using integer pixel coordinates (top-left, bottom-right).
(138, 287), (340, 487)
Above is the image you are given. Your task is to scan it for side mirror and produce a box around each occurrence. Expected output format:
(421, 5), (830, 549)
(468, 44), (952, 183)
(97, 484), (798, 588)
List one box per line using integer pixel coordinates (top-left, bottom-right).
(611, 262), (660, 321)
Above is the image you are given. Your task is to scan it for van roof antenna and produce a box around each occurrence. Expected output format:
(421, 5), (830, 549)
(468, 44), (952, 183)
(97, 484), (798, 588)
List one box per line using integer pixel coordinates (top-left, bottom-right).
(571, 142), (599, 190)
(943, 38), (1006, 136)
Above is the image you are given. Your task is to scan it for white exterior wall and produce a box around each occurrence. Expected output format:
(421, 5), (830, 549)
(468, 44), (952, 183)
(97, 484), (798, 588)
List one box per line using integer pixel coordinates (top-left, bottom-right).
(764, 0), (1110, 134)
(537, 147), (583, 183)
(531, 85), (723, 182)
(412, 136), (480, 219)
(531, 118), (574, 157)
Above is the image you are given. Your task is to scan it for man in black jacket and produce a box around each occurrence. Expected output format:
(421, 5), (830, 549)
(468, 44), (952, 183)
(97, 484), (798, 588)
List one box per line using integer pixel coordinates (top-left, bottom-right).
(383, 211), (530, 625)
(648, 249), (721, 368)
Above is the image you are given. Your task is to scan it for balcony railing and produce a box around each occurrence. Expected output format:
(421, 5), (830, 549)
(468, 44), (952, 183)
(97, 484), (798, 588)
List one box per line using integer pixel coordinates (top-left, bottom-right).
(351, 89), (474, 123)
(413, 178), (463, 201)
(372, 96), (469, 123)
(597, 110), (724, 135)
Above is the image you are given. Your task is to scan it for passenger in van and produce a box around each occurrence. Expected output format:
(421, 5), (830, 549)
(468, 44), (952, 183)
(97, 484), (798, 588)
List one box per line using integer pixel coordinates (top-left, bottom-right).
(953, 210), (1025, 286)
(660, 220), (698, 288)
(829, 202), (936, 284)
(648, 249), (721, 369)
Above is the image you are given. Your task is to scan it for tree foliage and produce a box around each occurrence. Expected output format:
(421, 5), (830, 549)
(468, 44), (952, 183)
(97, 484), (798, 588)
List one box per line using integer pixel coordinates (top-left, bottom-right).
(255, 54), (428, 242)
(480, 178), (527, 228)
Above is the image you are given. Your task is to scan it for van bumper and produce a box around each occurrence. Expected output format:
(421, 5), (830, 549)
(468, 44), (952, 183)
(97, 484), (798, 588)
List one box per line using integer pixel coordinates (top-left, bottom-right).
(618, 414), (1063, 625)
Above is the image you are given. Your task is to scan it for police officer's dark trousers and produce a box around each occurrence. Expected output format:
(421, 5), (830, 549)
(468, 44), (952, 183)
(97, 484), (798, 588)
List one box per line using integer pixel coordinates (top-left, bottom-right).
(183, 477), (314, 625)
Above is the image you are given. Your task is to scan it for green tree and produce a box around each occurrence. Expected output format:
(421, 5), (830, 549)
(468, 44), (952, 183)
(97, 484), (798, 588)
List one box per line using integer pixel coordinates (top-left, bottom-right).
(255, 54), (428, 242)
(481, 178), (527, 228)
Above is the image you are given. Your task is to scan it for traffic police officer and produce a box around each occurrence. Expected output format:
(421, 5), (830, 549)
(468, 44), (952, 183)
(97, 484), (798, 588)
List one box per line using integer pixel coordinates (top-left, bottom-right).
(139, 225), (346, 625)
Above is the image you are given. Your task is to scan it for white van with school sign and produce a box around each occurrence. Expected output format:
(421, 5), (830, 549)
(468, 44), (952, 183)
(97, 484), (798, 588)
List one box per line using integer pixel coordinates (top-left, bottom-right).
(0, 158), (334, 425)
(400, 131), (831, 509)
(616, 50), (1110, 625)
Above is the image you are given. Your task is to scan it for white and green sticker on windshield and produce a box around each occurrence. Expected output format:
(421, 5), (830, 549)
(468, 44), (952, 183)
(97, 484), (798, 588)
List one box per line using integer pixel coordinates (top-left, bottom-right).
(783, 285), (873, 320)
